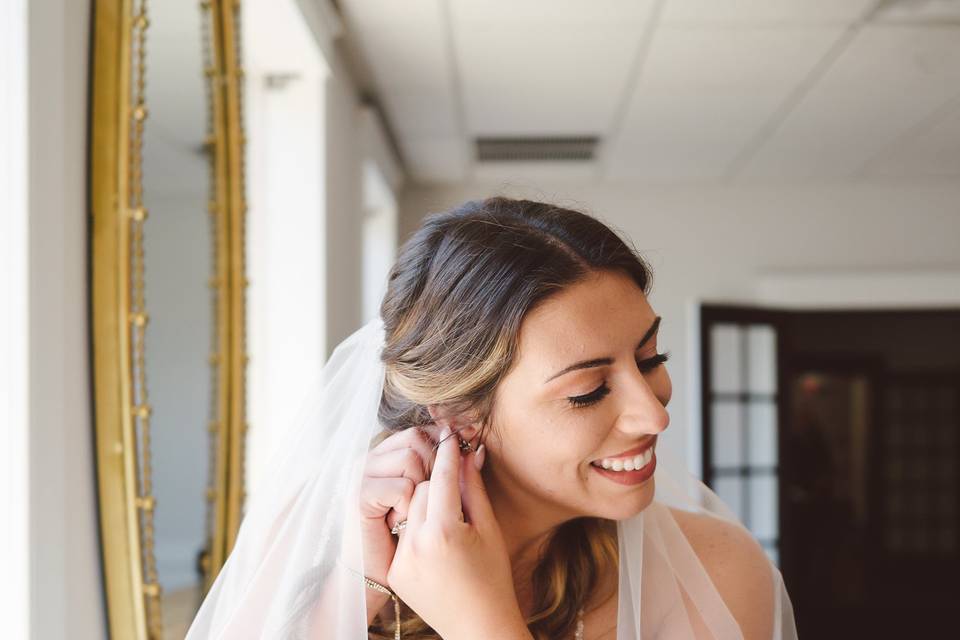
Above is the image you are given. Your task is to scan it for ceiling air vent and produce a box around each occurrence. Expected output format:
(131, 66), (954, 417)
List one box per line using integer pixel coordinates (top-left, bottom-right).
(476, 136), (599, 162)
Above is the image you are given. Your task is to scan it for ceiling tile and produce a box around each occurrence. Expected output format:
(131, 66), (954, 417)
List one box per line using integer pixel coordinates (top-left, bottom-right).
(341, 1), (960, 184)
(384, 92), (461, 136)
(862, 100), (960, 177)
(454, 27), (645, 134)
(340, 0), (464, 181)
(401, 136), (470, 183)
(450, 0), (657, 135)
(874, 0), (960, 24)
(340, 0), (451, 92)
(471, 160), (600, 183)
(662, 0), (876, 26)
(606, 27), (843, 180)
(741, 25), (960, 180)
(607, 94), (783, 182)
(451, 0), (655, 27)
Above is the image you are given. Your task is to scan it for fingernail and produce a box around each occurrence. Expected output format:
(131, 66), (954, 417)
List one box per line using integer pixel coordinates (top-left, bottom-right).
(474, 444), (486, 471)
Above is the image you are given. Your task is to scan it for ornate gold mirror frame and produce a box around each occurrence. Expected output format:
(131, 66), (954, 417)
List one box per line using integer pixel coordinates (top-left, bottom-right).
(89, 0), (246, 637)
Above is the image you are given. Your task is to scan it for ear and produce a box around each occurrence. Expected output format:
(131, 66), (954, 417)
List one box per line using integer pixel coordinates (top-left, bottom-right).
(426, 404), (481, 443)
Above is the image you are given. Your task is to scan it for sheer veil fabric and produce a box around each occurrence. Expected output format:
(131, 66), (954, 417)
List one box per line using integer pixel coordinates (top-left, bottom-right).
(185, 317), (798, 639)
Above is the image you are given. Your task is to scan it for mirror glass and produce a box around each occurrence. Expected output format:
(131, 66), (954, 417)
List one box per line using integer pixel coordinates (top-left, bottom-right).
(141, 1), (213, 636)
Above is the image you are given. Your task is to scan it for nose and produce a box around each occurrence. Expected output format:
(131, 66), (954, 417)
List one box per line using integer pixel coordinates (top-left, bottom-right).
(614, 367), (670, 436)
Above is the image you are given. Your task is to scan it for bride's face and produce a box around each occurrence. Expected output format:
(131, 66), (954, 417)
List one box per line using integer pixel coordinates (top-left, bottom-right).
(484, 269), (672, 522)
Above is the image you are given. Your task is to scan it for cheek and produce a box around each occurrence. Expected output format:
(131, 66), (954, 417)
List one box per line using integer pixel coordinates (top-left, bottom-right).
(495, 409), (607, 481)
(544, 413), (619, 485)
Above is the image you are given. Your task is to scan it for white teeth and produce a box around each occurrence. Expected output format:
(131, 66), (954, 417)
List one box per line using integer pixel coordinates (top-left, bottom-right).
(594, 448), (654, 472)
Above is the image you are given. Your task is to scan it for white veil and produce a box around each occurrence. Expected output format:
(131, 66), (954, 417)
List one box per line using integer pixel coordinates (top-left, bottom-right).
(185, 316), (797, 639)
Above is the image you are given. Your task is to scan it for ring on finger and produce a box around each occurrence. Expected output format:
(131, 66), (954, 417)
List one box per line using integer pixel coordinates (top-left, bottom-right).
(390, 519), (408, 535)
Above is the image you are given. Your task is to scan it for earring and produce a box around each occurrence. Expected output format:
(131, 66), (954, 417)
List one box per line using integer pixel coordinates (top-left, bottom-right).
(432, 426), (475, 453)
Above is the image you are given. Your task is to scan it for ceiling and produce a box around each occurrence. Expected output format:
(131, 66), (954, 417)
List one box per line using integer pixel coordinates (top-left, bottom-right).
(337, 0), (960, 185)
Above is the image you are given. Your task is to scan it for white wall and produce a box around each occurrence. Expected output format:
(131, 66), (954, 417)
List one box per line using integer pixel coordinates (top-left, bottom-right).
(361, 159), (399, 323)
(322, 52), (366, 353)
(19, 0), (105, 637)
(319, 52), (405, 352)
(399, 180), (960, 474)
(244, 4), (404, 498)
(360, 106), (402, 324)
(1, 0), (30, 637)
(244, 0), (330, 502)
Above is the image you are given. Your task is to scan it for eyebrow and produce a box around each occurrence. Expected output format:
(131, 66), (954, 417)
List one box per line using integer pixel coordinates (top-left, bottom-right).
(544, 316), (662, 384)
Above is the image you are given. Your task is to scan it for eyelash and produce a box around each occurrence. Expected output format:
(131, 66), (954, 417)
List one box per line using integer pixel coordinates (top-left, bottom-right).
(567, 351), (671, 409)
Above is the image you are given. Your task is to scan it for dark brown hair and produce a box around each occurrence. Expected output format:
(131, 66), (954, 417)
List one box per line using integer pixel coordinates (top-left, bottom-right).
(371, 196), (653, 639)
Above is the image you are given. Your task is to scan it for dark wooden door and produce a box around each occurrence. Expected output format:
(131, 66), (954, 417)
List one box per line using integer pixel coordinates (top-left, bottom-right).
(701, 306), (960, 638)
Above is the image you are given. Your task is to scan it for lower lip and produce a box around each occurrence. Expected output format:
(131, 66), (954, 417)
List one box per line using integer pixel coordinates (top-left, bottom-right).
(590, 451), (657, 486)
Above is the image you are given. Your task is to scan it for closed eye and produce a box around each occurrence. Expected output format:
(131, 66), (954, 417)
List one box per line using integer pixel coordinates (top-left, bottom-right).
(638, 351), (670, 373)
(567, 351), (671, 409)
(568, 382), (611, 408)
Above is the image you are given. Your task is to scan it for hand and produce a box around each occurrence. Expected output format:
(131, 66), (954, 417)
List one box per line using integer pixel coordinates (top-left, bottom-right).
(359, 424), (443, 624)
(386, 426), (531, 640)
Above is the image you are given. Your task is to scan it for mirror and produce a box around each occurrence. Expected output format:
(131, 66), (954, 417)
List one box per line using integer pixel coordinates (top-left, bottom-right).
(143, 0), (213, 635)
(90, 0), (246, 637)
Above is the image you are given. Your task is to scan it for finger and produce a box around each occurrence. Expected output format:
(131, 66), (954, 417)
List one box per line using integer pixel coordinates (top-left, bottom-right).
(370, 426), (440, 463)
(426, 426), (464, 524)
(404, 480), (430, 536)
(458, 445), (495, 529)
(364, 446), (430, 485)
(359, 476), (416, 524)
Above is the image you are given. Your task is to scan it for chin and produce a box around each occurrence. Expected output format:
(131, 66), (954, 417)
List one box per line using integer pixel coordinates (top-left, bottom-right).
(590, 480), (656, 521)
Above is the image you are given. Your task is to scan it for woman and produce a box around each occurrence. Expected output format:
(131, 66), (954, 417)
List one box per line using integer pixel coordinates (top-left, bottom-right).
(187, 197), (797, 639)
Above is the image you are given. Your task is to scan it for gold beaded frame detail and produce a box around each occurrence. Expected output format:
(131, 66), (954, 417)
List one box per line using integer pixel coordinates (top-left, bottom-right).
(89, 0), (248, 637)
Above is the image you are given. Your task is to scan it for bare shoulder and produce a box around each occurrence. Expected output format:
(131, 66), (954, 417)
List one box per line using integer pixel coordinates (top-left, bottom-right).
(667, 506), (775, 640)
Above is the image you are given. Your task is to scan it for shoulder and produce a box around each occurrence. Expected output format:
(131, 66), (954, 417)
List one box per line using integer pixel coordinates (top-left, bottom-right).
(667, 506), (774, 640)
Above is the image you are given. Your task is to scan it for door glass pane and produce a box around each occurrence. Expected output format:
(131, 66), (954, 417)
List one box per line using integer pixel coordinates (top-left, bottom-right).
(749, 475), (778, 540)
(746, 324), (777, 394)
(711, 401), (743, 467)
(763, 546), (779, 566)
(710, 324), (742, 394)
(747, 401), (777, 467)
(714, 477), (745, 522)
(704, 313), (782, 574)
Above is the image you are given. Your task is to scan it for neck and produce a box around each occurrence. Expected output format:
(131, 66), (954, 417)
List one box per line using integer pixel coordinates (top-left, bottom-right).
(482, 466), (577, 618)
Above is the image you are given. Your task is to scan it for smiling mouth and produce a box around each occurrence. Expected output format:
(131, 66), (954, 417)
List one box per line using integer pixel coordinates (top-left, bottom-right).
(590, 447), (654, 472)
(590, 435), (657, 469)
